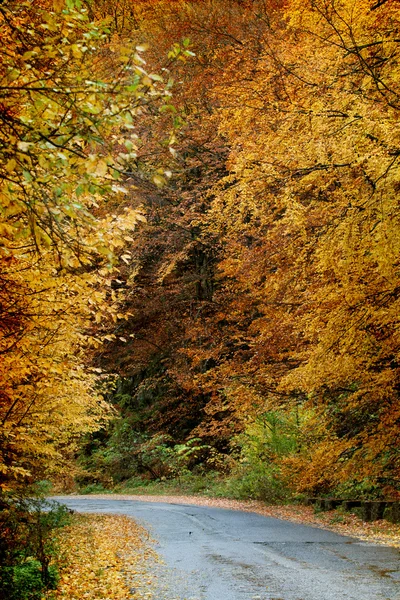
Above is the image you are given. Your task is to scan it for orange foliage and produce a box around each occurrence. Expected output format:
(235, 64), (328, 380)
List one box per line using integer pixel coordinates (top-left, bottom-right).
(95, 0), (400, 497)
(3, 0), (396, 497)
(0, 0), (171, 488)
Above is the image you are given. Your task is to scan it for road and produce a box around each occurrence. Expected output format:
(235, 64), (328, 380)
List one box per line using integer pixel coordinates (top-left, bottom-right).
(53, 496), (400, 600)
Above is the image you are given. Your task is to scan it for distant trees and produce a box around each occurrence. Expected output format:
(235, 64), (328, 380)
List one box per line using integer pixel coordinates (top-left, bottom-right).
(89, 0), (400, 498)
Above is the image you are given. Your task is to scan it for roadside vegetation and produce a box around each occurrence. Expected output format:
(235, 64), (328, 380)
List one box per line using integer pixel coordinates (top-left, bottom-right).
(0, 484), (70, 600)
(1, 0), (400, 597)
(77, 414), (300, 503)
(74, 0), (400, 505)
(76, 408), (396, 505)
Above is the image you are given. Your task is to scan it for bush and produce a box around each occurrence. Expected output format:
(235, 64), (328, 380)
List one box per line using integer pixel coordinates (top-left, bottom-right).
(79, 483), (111, 494)
(0, 483), (70, 600)
(224, 464), (290, 503)
(137, 435), (210, 480)
(226, 411), (302, 503)
(1, 561), (59, 600)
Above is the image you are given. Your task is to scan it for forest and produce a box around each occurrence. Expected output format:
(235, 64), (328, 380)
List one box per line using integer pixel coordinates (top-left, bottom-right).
(1, 0), (400, 509)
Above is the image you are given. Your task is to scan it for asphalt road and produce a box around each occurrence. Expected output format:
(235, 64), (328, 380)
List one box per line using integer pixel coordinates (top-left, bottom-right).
(53, 496), (400, 600)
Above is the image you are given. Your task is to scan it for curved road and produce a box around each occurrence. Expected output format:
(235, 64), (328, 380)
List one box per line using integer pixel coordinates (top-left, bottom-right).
(53, 496), (400, 600)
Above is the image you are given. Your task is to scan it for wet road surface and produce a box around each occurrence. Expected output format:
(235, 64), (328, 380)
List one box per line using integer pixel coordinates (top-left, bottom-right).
(53, 496), (400, 600)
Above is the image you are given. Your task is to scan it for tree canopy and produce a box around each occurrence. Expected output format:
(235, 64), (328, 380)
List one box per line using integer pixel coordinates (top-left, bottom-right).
(0, 0), (172, 488)
(2, 0), (399, 499)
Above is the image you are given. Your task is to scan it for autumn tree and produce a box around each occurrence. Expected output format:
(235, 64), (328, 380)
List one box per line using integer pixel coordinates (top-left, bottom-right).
(0, 0), (173, 488)
(73, 0), (400, 499)
(204, 0), (400, 495)
(85, 0), (261, 449)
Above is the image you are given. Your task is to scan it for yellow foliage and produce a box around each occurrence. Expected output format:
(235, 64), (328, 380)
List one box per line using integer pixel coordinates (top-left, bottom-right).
(54, 514), (157, 600)
(203, 0), (400, 493)
(0, 1), (168, 487)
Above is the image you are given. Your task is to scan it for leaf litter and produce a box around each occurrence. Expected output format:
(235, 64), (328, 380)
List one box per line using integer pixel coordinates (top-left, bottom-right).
(53, 513), (159, 600)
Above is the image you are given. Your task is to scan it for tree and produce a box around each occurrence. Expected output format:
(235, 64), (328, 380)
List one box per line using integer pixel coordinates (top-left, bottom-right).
(207, 0), (400, 495)
(71, 0), (400, 499)
(0, 0), (172, 488)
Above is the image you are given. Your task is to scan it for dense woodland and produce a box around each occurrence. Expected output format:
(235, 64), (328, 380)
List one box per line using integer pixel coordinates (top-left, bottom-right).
(1, 0), (400, 502)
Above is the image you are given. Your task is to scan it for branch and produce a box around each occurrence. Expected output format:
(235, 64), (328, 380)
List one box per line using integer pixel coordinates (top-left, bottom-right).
(371, 0), (390, 9)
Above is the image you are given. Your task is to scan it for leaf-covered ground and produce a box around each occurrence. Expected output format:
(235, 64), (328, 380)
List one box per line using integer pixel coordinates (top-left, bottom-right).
(53, 514), (158, 600)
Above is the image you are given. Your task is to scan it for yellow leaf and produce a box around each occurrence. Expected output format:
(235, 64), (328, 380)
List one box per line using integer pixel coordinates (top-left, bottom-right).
(5, 159), (17, 172)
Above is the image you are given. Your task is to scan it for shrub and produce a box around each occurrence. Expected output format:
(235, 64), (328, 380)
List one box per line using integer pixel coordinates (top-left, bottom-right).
(227, 411), (302, 503)
(0, 483), (70, 600)
(1, 561), (59, 600)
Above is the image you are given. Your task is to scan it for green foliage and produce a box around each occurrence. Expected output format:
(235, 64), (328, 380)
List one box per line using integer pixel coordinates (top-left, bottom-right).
(77, 409), (303, 504)
(116, 470), (227, 497)
(225, 411), (302, 502)
(236, 412), (299, 462)
(138, 435), (210, 479)
(1, 561), (59, 600)
(108, 411), (304, 503)
(77, 420), (146, 486)
(79, 483), (112, 495)
(333, 478), (384, 500)
(77, 380), (214, 486)
(0, 484), (70, 600)
(223, 464), (289, 503)
(80, 431), (211, 485)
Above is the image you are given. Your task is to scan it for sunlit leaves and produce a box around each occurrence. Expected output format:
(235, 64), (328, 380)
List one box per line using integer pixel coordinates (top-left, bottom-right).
(0, 0), (171, 265)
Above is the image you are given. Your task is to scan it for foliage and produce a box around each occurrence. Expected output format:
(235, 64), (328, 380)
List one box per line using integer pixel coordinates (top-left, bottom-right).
(1, 561), (58, 600)
(2, 0), (397, 500)
(236, 413), (300, 464)
(0, 0), (174, 488)
(73, 0), (400, 500)
(0, 483), (70, 600)
(138, 435), (210, 479)
(224, 412), (301, 502)
(78, 425), (211, 486)
(212, 0), (400, 496)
